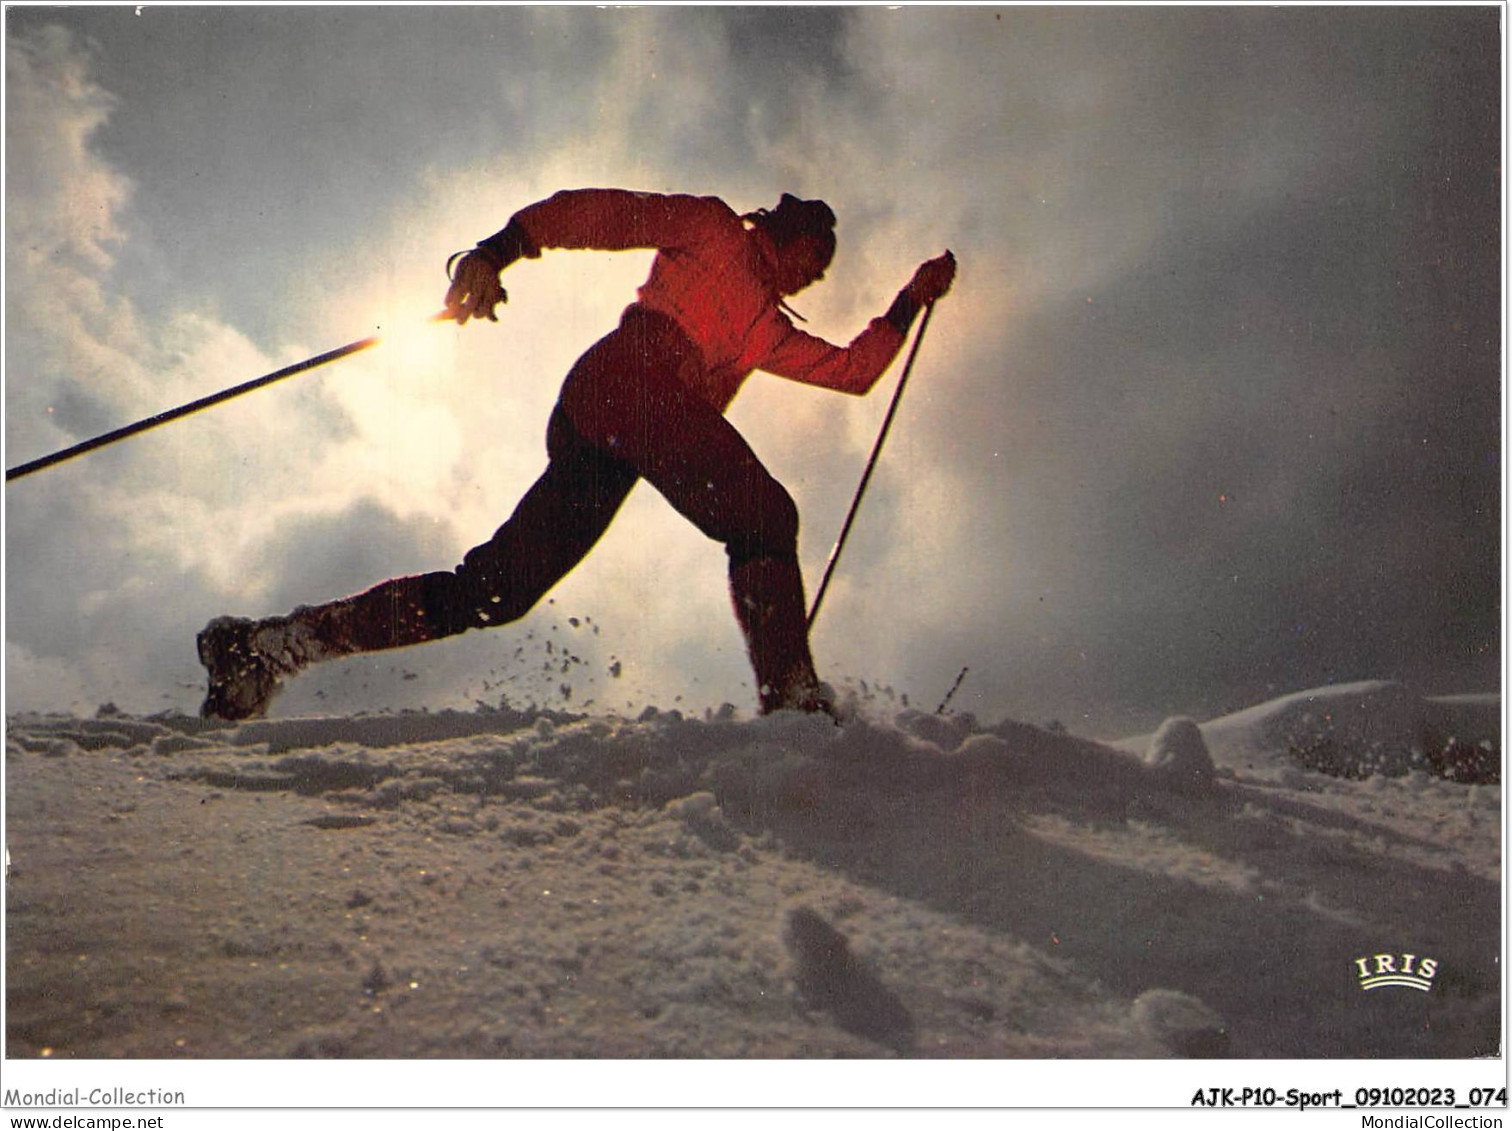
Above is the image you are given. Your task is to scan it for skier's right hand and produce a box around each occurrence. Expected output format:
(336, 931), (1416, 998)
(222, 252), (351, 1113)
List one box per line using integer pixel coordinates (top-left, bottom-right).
(444, 250), (509, 324)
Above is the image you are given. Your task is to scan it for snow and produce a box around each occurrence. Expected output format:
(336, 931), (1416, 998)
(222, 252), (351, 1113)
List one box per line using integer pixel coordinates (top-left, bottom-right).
(1116, 679), (1501, 784)
(2, 680), (1501, 1102)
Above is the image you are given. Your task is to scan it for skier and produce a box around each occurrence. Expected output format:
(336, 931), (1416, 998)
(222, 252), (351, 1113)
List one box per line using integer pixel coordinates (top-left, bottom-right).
(197, 188), (955, 720)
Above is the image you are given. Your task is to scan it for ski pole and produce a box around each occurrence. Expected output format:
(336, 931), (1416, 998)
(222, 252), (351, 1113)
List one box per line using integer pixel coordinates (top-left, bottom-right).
(6, 313), (449, 483)
(807, 298), (938, 630)
(936, 666), (970, 715)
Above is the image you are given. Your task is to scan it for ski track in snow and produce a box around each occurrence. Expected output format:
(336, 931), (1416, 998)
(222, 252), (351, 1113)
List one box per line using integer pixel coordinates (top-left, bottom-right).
(4, 681), (1500, 1059)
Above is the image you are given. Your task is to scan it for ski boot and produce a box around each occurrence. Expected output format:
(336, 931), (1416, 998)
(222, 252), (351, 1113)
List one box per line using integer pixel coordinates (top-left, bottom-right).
(762, 673), (843, 722)
(730, 553), (841, 722)
(197, 576), (449, 721)
(197, 616), (287, 721)
(197, 609), (335, 720)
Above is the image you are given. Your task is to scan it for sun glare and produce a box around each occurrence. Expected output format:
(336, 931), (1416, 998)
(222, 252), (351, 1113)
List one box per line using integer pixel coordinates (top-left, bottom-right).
(374, 304), (456, 374)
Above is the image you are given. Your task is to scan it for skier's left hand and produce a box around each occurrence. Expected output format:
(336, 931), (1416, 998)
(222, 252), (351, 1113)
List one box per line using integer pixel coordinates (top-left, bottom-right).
(444, 250), (509, 324)
(906, 250), (956, 307)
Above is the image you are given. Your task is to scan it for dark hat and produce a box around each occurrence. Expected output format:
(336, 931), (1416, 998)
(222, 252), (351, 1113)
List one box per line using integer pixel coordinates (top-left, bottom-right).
(750, 193), (837, 248)
(771, 193), (836, 236)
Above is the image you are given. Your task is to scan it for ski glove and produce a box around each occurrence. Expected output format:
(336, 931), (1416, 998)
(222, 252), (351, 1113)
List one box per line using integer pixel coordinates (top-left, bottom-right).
(886, 250), (956, 334)
(443, 219), (540, 325)
(909, 251), (957, 306)
(444, 251), (509, 324)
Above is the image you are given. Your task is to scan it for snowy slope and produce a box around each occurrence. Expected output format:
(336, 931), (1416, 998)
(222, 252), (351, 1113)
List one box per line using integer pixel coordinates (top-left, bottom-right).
(4, 683), (1501, 1067)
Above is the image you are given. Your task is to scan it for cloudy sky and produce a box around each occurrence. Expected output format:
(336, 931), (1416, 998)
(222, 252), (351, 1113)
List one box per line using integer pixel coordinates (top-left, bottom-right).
(3, 5), (1501, 737)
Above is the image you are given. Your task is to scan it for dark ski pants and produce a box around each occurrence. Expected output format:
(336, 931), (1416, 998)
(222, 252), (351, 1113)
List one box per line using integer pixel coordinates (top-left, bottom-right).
(305, 307), (820, 711)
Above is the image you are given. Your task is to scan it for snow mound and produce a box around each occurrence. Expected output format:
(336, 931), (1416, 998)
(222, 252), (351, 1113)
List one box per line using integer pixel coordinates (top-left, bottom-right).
(1141, 717), (1215, 793)
(1185, 680), (1499, 783)
(783, 905), (914, 1053)
(1131, 988), (1228, 1057)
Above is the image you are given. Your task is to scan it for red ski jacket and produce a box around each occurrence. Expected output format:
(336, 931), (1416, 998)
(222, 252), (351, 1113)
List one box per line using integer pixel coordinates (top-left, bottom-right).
(510, 189), (907, 410)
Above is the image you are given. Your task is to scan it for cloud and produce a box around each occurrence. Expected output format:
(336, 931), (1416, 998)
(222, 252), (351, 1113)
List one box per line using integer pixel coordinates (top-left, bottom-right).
(3, 16), (815, 717)
(3, 25), (463, 712)
(752, 8), (1502, 729)
(4, 25), (127, 269)
(4, 10), (1497, 734)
